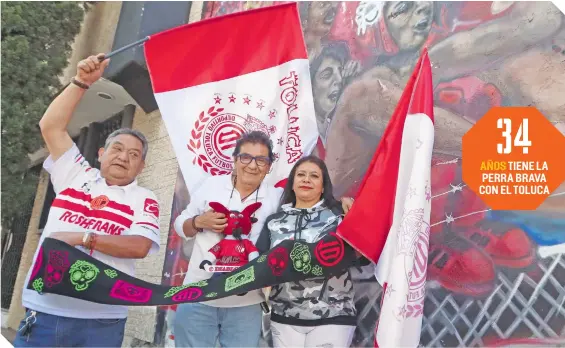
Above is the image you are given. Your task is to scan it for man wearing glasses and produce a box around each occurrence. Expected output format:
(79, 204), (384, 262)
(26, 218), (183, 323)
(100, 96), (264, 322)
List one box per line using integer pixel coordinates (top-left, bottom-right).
(173, 131), (353, 347)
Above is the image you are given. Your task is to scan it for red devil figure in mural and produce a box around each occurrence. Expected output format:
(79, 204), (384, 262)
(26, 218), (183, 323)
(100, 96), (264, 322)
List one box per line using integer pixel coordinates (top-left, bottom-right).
(199, 202), (262, 273)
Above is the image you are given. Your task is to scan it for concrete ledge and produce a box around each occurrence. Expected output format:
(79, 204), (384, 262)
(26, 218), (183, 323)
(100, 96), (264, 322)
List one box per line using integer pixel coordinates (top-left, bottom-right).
(1, 327), (16, 344)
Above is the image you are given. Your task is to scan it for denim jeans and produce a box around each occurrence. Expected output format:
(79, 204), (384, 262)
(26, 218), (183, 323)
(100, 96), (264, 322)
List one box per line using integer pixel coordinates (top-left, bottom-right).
(13, 309), (126, 347)
(174, 302), (263, 347)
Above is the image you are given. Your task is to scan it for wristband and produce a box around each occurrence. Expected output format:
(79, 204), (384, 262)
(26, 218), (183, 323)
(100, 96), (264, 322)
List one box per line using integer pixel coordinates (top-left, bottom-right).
(71, 77), (90, 90)
(192, 215), (203, 232)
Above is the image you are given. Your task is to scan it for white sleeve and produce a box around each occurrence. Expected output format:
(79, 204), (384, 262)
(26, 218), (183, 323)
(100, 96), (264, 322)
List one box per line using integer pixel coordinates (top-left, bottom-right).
(126, 190), (161, 255)
(174, 179), (208, 241)
(43, 144), (94, 194)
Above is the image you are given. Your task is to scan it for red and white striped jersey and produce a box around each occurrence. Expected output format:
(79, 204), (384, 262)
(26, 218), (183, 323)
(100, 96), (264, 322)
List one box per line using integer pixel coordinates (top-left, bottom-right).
(22, 144), (161, 319)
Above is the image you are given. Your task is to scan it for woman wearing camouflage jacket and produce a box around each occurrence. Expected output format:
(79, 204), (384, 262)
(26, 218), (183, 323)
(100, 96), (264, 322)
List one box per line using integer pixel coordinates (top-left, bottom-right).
(256, 155), (358, 348)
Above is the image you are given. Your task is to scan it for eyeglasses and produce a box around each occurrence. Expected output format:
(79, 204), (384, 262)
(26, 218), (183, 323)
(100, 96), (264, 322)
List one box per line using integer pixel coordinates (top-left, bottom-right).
(237, 153), (271, 167)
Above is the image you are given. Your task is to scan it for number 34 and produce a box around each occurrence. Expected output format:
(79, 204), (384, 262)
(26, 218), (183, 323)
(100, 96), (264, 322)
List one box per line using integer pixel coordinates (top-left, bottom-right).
(497, 118), (532, 155)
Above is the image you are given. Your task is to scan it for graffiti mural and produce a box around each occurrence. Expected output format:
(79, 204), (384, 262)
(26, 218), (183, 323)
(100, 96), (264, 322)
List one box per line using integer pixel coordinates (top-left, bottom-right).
(157, 2), (565, 346)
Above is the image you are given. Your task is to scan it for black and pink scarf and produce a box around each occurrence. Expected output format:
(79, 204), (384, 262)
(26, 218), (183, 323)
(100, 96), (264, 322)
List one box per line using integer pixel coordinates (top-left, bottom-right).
(27, 232), (356, 306)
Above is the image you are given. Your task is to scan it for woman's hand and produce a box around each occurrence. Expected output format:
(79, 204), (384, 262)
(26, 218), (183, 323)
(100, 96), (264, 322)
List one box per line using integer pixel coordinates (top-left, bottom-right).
(340, 197), (355, 214)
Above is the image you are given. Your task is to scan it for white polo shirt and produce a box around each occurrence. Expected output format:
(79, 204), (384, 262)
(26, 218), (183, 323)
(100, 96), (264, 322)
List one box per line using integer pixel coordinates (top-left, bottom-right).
(22, 144), (161, 319)
(174, 174), (282, 308)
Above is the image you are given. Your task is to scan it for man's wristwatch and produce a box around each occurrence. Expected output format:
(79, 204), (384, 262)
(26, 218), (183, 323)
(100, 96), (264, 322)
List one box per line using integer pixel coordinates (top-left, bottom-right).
(82, 232), (93, 248)
(192, 215), (203, 232)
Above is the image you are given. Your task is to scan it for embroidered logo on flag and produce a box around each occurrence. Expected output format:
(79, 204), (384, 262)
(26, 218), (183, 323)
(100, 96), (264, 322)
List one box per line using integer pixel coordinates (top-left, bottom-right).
(406, 226), (430, 308)
(398, 208), (431, 311)
(143, 198), (160, 219)
(187, 103), (273, 176)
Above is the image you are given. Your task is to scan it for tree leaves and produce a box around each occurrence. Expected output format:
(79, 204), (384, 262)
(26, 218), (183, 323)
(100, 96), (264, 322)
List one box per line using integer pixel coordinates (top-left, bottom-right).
(1, 2), (85, 229)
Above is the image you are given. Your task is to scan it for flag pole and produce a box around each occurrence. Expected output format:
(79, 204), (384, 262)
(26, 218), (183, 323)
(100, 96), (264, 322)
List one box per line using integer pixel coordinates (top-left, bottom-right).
(98, 36), (150, 61)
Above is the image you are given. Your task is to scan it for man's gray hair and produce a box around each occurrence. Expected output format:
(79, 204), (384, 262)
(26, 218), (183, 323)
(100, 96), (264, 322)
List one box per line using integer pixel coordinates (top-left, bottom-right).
(104, 128), (149, 160)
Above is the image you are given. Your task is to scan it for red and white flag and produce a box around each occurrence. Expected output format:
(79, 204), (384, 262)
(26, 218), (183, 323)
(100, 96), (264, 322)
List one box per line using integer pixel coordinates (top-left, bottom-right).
(337, 49), (435, 347)
(144, 3), (318, 192)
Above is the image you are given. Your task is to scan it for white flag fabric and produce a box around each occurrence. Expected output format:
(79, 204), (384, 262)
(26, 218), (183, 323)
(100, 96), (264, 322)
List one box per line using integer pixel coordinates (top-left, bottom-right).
(374, 50), (435, 347)
(144, 3), (318, 192)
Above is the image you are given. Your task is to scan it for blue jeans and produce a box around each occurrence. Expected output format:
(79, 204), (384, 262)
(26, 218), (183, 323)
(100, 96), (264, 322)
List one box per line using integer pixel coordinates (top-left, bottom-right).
(13, 309), (126, 347)
(174, 302), (263, 347)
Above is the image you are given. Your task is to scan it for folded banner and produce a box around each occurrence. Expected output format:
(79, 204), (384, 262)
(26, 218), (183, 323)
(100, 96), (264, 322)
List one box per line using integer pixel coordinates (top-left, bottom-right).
(26, 233), (356, 306)
(144, 3), (318, 192)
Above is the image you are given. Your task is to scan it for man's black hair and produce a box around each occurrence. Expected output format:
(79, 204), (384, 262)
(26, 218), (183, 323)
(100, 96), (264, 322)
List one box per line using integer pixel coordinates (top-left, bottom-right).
(232, 131), (275, 162)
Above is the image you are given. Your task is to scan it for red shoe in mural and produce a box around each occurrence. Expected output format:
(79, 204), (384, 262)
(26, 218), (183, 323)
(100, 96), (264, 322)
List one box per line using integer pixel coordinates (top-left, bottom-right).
(459, 222), (535, 270)
(427, 235), (496, 298)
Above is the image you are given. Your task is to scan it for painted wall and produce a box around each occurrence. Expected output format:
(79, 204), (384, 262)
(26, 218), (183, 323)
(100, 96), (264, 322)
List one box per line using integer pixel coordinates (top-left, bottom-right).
(158, 2), (565, 346)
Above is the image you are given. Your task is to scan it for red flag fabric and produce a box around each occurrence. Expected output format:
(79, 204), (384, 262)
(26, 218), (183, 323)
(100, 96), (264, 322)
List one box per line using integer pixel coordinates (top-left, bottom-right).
(337, 48), (435, 347)
(143, 3), (319, 193)
(337, 50), (432, 263)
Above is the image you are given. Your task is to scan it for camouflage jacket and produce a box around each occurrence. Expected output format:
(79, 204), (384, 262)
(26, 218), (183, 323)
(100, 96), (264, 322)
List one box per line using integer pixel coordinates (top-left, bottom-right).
(256, 201), (357, 326)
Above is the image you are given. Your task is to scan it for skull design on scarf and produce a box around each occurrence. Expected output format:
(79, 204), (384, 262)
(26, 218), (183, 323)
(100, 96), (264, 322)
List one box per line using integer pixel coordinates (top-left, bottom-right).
(268, 247), (289, 276)
(44, 250), (70, 288)
(290, 243), (312, 274)
(69, 260), (100, 291)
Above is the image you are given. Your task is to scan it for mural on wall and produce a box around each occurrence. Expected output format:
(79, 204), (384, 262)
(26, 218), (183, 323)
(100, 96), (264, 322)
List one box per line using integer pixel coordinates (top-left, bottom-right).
(157, 2), (565, 346)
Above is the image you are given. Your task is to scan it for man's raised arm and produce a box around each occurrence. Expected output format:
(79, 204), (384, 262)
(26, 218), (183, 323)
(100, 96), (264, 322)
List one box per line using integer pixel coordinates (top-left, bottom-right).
(38, 54), (109, 161)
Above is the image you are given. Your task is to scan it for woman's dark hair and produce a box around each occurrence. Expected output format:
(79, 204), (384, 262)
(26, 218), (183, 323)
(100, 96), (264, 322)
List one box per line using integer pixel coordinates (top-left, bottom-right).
(280, 155), (340, 209)
(232, 131), (275, 163)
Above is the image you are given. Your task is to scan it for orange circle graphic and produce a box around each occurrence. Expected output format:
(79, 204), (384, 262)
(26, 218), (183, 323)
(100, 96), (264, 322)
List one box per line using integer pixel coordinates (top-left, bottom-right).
(462, 107), (565, 210)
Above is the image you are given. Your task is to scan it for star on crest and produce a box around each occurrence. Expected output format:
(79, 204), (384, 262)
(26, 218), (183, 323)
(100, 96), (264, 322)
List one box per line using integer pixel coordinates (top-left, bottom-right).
(269, 110), (277, 119)
(269, 125), (277, 134)
(385, 284), (395, 298)
(214, 96), (221, 104)
(228, 95), (236, 103)
(243, 96), (251, 105)
(257, 101), (265, 110)
(398, 305), (407, 318)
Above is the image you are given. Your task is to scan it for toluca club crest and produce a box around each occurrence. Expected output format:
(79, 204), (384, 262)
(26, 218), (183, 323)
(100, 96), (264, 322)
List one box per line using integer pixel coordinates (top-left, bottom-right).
(186, 98), (276, 176)
(396, 208), (430, 307)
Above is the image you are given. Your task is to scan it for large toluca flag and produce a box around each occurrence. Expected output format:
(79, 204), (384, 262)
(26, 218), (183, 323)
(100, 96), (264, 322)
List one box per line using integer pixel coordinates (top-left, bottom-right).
(337, 49), (435, 347)
(144, 3), (318, 191)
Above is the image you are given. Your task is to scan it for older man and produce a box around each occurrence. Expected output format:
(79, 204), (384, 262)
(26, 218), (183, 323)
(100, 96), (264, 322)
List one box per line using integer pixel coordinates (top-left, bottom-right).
(14, 54), (161, 347)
